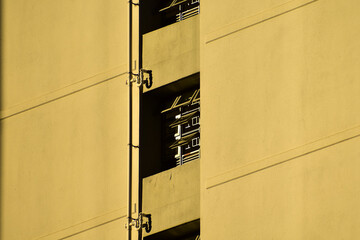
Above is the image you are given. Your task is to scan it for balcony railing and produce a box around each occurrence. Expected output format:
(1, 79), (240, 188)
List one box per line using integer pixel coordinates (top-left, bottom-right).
(176, 5), (200, 22)
(160, 0), (200, 26)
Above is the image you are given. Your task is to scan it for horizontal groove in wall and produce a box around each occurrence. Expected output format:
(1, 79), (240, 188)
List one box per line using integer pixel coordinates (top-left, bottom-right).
(205, 0), (318, 44)
(0, 63), (129, 120)
(206, 125), (360, 189)
(34, 208), (127, 240)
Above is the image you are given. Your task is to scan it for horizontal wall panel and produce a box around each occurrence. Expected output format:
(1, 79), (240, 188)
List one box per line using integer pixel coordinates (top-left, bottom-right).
(201, 0), (360, 178)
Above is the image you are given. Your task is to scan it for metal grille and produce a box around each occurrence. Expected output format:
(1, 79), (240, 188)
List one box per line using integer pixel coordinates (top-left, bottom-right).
(176, 5), (200, 22)
(159, 0), (200, 24)
(162, 89), (200, 167)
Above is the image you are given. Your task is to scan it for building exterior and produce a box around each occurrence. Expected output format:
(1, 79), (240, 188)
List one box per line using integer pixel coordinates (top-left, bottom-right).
(1, 0), (360, 239)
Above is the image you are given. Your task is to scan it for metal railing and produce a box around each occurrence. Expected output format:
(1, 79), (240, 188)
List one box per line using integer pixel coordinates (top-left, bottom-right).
(176, 5), (200, 22)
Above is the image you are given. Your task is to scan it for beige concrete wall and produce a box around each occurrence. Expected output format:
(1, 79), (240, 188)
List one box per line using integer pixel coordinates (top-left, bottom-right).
(204, 136), (360, 239)
(2, 78), (129, 239)
(1, 0), (139, 239)
(201, 0), (360, 238)
(3, 0), (360, 239)
(2, 0), (129, 110)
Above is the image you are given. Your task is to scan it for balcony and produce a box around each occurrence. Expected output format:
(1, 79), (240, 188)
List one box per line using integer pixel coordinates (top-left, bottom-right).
(142, 15), (199, 92)
(142, 159), (200, 238)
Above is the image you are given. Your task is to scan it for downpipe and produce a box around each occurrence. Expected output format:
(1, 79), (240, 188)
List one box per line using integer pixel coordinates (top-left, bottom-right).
(128, 0), (133, 239)
(127, 1), (152, 239)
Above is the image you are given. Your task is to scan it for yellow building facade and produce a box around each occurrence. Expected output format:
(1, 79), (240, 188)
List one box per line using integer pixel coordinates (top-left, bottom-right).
(1, 0), (360, 239)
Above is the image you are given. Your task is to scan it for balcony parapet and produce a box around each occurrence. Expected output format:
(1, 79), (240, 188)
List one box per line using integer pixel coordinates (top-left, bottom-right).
(143, 15), (199, 92)
(142, 159), (200, 237)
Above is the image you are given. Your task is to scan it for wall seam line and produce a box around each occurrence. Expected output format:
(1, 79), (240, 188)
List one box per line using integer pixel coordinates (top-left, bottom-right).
(1, 65), (129, 120)
(206, 125), (360, 189)
(34, 208), (127, 240)
(205, 0), (318, 44)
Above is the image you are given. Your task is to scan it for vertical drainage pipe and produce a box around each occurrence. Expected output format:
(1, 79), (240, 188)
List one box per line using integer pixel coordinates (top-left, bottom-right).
(128, 0), (133, 240)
